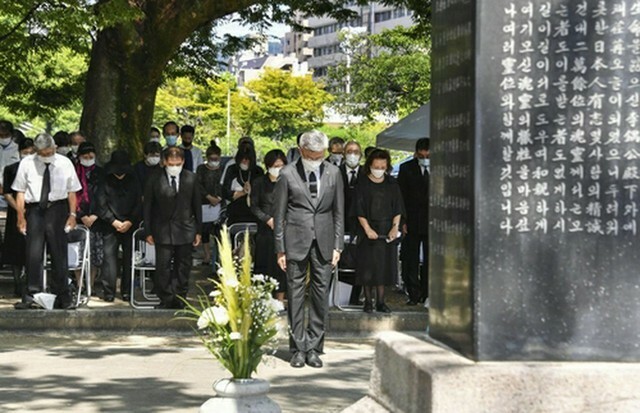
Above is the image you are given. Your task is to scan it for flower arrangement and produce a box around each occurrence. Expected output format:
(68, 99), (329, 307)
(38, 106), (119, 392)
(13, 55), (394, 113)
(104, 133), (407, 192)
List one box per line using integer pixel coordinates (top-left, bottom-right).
(179, 226), (283, 379)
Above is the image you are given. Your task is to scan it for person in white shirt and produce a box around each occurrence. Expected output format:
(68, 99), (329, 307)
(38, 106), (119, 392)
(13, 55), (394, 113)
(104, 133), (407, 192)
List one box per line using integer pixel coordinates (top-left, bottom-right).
(180, 125), (203, 172)
(12, 133), (82, 310)
(0, 120), (20, 209)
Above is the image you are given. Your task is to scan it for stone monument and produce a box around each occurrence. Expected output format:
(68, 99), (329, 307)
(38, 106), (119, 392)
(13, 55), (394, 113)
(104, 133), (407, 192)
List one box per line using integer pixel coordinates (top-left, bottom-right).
(430, 0), (640, 362)
(344, 1), (640, 411)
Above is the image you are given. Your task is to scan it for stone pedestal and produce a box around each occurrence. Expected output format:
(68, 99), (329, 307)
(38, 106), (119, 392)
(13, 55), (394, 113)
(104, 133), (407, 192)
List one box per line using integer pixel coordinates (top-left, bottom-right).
(343, 332), (640, 413)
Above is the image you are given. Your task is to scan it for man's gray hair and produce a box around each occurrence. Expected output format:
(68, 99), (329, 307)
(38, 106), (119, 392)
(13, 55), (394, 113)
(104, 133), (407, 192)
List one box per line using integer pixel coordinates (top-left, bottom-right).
(299, 130), (329, 152)
(34, 133), (55, 150)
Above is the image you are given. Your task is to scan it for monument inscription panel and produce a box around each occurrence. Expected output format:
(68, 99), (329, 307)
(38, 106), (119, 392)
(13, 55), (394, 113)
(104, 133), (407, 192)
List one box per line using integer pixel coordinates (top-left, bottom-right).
(431, 0), (640, 361)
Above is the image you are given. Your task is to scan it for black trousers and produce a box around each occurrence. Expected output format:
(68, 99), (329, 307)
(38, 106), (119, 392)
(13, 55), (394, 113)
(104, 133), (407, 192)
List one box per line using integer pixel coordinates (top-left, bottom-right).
(286, 240), (332, 353)
(153, 243), (192, 306)
(401, 231), (429, 302)
(24, 202), (70, 302)
(101, 228), (133, 298)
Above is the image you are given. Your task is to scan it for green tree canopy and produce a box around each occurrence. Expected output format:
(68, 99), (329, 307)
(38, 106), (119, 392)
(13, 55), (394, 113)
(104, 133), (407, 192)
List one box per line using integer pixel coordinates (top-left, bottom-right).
(234, 68), (332, 139)
(329, 25), (431, 121)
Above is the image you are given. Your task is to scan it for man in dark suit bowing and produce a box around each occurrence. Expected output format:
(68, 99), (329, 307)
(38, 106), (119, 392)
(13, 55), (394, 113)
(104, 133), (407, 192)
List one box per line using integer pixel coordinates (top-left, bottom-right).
(144, 146), (202, 309)
(339, 140), (363, 234)
(274, 130), (344, 369)
(398, 138), (430, 306)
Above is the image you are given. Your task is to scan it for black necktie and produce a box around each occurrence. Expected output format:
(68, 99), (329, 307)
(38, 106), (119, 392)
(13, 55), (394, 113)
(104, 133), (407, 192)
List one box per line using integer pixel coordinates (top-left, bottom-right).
(349, 170), (356, 187)
(309, 171), (318, 199)
(39, 164), (51, 210)
(171, 176), (177, 194)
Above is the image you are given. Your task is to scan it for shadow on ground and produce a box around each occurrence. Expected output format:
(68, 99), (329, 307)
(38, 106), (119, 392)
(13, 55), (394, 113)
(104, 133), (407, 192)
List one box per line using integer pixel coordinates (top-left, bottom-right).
(0, 364), (202, 412)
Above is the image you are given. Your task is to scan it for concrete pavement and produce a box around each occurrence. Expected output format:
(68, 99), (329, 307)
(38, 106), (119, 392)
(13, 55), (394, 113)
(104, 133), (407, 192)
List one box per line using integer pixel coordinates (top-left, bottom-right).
(0, 333), (374, 413)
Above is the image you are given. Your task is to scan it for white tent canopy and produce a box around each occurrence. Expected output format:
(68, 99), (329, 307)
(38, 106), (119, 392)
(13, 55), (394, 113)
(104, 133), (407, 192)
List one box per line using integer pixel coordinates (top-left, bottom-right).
(376, 102), (430, 152)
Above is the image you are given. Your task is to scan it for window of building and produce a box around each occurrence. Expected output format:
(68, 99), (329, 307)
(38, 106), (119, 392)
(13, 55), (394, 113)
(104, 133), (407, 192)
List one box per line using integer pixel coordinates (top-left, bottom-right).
(375, 11), (392, 23)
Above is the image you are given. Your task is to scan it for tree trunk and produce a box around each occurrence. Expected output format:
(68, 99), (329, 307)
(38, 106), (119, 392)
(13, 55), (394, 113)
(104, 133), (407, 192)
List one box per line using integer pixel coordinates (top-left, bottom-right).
(80, 0), (257, 163)
(80, 28), (161, 163)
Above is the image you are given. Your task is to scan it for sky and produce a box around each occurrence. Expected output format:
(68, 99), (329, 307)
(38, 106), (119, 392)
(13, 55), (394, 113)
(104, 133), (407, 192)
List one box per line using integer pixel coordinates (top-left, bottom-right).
(217, 20), (290, 41)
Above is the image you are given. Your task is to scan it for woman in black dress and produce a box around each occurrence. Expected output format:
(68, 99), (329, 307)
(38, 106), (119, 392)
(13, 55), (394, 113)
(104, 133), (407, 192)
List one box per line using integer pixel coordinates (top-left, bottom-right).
(223, 146), (263, 225)
(2, 138), (36, 296)
(353, 149), (404, 313)
(196, 141), (224, 266)
(250, 149), (287, 301)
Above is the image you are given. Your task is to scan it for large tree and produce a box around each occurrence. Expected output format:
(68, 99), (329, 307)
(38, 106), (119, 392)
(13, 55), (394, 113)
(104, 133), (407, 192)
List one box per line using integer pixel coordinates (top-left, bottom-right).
(1, 0), (429, 161)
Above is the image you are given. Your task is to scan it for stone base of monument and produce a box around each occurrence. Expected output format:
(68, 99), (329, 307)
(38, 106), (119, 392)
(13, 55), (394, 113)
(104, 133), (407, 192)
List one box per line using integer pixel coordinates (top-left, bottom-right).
(342, 332), (640, 413)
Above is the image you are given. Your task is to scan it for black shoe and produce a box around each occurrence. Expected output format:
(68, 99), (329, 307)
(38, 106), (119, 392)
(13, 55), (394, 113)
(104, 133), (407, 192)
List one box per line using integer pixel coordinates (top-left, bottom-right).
(376, 303), (392, 313)
(103, 295), (115, 303)
(14, 297), (36, 310)
(405, 299), (418, 306)
(154, 302), (174, 310)
(305, 350), (323, 368)
(363, 301), (373, 313)
(290, 351), (306, 368)
(57, 300), (76, 310)
(121, 294), (131, 302)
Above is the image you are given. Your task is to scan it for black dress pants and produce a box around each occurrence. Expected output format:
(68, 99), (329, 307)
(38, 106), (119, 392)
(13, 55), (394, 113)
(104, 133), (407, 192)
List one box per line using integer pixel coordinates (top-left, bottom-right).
(102, 228), (133, 298)
(401, 231), (429, 302)
(153, 243), (192, 306)
(24, 202), (71, 303)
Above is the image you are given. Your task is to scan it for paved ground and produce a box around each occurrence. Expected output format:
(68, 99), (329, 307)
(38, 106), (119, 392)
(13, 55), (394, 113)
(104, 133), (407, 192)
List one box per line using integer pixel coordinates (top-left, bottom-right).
(0, 333), (375, 413)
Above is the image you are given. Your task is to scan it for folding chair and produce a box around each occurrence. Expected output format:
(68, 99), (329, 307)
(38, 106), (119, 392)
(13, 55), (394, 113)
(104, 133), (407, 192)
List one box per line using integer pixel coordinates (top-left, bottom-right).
(228, 222), (258, 251)
(331, 234), (362, 311)
(130, 224), (159, 309)
(43, 225), (91, 307)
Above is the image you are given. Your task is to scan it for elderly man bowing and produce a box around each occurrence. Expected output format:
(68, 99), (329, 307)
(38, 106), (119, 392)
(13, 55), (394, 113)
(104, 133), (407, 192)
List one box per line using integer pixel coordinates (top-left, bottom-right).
(274, 130), (344, 368)
(13, 133), (82, 309)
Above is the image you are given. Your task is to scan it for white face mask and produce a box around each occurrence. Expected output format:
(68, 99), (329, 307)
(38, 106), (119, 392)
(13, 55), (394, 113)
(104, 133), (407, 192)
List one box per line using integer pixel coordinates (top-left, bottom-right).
(370, 169), (385, 179)
(57, 146), (70, 155)
(268, 167), (282, 178)
(80, 158), (95, 168)
(345, 154), (360, 168)
(239, 163), (250, 171)
(418, 158), (430, 167)
(166, 165), (182, 177)
(149, 137), (160, 143)
(330, 154), (343, 163)
(301, 157), (323, 172)
(71, 145), (80, 154)
(208, 160), (220, 168)
(39, 154), (55, 164)
(0, 137), (12, 146)
(146, 155), (160, 166)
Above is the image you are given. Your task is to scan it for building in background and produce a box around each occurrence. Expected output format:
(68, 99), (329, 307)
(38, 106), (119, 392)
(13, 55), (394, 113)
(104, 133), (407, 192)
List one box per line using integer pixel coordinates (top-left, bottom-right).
(283, 17), (314, 63)
(284, 2), (414, 79)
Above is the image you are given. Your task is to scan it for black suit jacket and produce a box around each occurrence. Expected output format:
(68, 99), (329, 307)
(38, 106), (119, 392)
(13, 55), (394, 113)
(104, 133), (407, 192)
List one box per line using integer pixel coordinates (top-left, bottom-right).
(397, 158), (429, 235)
(339, 164), (362, 234)
(143, 169), (202, 245)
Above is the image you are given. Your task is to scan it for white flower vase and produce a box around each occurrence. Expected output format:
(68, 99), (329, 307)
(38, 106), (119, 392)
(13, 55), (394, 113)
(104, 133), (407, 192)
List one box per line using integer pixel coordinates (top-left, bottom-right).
(200, 378), (281, 413)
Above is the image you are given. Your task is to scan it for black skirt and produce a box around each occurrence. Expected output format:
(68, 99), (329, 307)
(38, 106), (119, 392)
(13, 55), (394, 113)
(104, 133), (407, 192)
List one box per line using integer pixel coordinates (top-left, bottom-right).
(253, 226), (286, 293)
(355, 219), (398, 287)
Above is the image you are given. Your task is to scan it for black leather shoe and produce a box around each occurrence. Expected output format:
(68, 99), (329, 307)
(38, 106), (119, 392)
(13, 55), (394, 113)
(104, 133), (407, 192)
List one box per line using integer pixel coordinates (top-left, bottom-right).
(121, 294), (130, 303)
(154, 302), (173, 310)
(306, 350), (323, 368)
(103, 295), (115, 303)
(14, 298), (36, 310)
(363, 301), (373, 313)
(290, 351), (306, 368)
(405, 299), (418, 306)
(58, 300), (76, 310)
(376, 303), (392, 313)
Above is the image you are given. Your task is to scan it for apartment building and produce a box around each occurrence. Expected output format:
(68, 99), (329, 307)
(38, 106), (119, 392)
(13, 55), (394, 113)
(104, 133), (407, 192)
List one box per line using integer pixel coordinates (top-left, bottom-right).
(295, 3), (414, 78)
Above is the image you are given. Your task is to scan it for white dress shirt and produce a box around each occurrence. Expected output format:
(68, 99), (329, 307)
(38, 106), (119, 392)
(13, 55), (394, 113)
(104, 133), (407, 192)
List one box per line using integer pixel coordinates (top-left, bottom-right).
(12, 153), (82, 203)
(304, 166), (322, 197)
(166, 169), (181, 191)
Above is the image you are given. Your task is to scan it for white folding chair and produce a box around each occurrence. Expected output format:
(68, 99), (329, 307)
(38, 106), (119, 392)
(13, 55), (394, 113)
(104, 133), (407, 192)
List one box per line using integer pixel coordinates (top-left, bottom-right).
(331, 234), (362, 311)
(228, 222), (258, 250)
(130, 224), (160, 309)
(42, 225), (91, 307)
